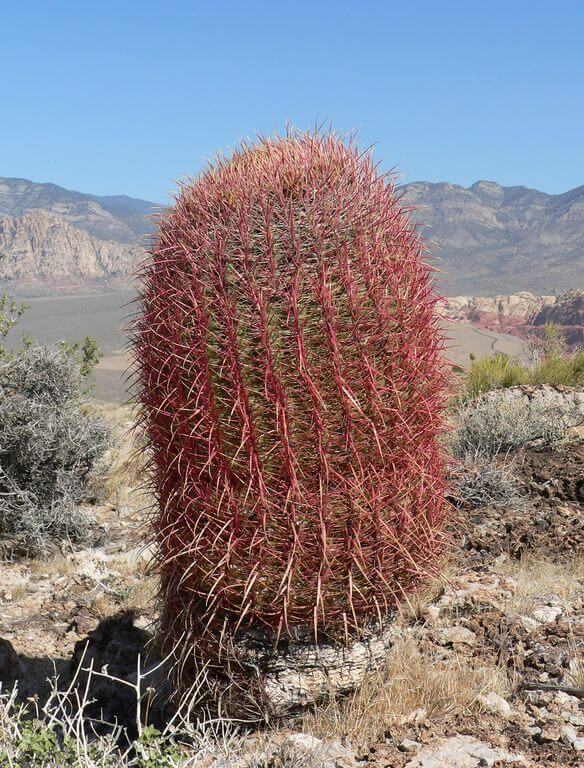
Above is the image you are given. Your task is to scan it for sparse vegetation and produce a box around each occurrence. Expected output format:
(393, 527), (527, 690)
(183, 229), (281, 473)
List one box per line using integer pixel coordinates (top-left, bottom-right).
(301, 635), (508, 743)
(0, 684), (237, 768)
(450, 392), (579, 459)
(464, 352), (528, 398)
(461, 323), (584, 399)
(0, 295), (110, 557)
(453, 455), (524, 508)
(496, 553), (584, 616)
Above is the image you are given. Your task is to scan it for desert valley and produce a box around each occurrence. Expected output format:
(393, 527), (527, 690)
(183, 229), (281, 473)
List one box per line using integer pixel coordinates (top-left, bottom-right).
(2, 174), (583, 399)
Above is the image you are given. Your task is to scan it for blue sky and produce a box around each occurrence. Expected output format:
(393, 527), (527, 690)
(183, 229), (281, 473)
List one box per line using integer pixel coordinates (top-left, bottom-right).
(2, 1), (582, 202)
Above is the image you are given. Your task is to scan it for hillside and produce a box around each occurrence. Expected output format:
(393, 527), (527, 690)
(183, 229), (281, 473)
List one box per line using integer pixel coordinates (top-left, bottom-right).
(0, 176), (158, 243)
(402, 180), (584, 294)
(0, 176), (583, 295)
(0, 210), (142, 294)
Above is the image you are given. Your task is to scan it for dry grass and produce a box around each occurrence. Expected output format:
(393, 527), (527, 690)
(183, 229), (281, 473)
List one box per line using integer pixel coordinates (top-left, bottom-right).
(301, 635), (509, 743)
(398, 558), (458, 623)
(90, 402), (147, 505)
(8, 583), (28, 601)
(117, 572), (158, 614)
(28, 555), (74, 578)
(88, 593), (119, 619)
(496, 553), (584, 615)
(568, 651), (584, 687)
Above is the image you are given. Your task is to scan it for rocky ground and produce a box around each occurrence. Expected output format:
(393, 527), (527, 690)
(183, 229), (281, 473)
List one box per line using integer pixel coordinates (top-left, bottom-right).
(0, 400), (583, 767)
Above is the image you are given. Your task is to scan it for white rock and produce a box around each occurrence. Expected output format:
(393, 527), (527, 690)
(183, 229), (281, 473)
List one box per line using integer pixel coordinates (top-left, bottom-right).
(567, 712), (584, 727)
(424, 605), (441, 624)
(555, 690), (580, 710)
(258, 623), (396, 713)
(519, 615), (539, 633)
(478, 692), (513, 717)
(399, 739), (422, 752)
(281, 734), (355, 767)
(561, 724), (579, 746)
(532, 605), (562, 624)
(404, 735), (526, 767)
(282, 733), (322, 751)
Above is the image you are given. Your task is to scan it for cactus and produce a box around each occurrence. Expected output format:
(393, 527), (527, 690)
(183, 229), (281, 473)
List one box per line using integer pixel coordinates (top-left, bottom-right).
(133, 131), (448, 675)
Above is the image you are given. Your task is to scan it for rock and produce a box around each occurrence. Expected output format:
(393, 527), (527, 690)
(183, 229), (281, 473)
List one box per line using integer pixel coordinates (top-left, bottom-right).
(535, 726), (561, 743)
(567, 424), (584, 441)
(133, 614), (151, 630)
(0, 210), (142, 294)
(399, 739), (422, 753)
(560, 724), (579, 747)
(566, 712), (584, 727)
(554, 690), (580, 710)
(404, 735), (526, 767)
(436, 626), (477, 647)
(519, 616), (539, 633)
(478, 691), (513, 717)
(532, 606), (562, 624)
(424, 605), (441, 624)
(282, 733), (323, 752)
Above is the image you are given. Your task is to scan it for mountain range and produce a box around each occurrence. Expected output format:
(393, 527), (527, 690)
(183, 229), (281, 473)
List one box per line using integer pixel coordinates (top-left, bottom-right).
(0, 175), (582, 296)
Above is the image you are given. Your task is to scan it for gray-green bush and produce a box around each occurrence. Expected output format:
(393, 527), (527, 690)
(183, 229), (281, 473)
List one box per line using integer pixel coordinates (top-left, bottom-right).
(450, 392), (579, 460)
(0, 345), (110, 556)
(453, 456), (525, 509)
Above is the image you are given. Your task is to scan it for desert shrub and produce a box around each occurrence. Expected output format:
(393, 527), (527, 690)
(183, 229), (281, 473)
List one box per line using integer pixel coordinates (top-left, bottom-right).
(465, 352), (527, 398)
(60, 335), (103, 380)
(0, 294), (28, 352)
(0, 345), (110, 556)
(453, 455), (524, 508)
(450, 392), (576, 459)
(133, 130), (448, 682)
(531, 351), (584, 387)
(462, 338), (584, 398)
(525, 321), (567, 364)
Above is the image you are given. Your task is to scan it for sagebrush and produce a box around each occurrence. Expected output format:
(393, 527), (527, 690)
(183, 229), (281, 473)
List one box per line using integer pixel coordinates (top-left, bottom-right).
(0, 345), (109, 556)
(453, 455), (524, 509)
(450, 391), (580, 460)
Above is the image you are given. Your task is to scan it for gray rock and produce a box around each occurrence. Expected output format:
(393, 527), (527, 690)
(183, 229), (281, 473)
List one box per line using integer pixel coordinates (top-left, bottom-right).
(478, 692), (513, 717)
(399, 739), (422, 753)
(233, 619), (397, 715)
(404, 735), (526, 767)
(532, 605), (562, 624)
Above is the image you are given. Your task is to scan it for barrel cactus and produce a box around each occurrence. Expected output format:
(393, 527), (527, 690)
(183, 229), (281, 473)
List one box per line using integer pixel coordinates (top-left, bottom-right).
(133, 131), (448, 692)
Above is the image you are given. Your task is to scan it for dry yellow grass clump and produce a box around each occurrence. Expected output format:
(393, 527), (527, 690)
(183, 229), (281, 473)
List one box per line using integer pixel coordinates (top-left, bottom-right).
(302, 635), (508, 743)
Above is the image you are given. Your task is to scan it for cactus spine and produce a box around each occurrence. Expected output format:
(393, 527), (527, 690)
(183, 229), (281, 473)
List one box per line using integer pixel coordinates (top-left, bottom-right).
(133, 131), (448, 675)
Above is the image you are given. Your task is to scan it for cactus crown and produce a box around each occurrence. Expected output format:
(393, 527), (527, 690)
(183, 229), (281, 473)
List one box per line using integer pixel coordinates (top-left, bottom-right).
(134, 130), (447, 655)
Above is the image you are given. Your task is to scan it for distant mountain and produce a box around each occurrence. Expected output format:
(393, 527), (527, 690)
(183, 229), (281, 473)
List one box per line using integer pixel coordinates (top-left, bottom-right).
(401, 180), (584, 294)
(0, 176), (160, 294)
(0, 175), (582, 296)
(0, 176), (159, 244)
